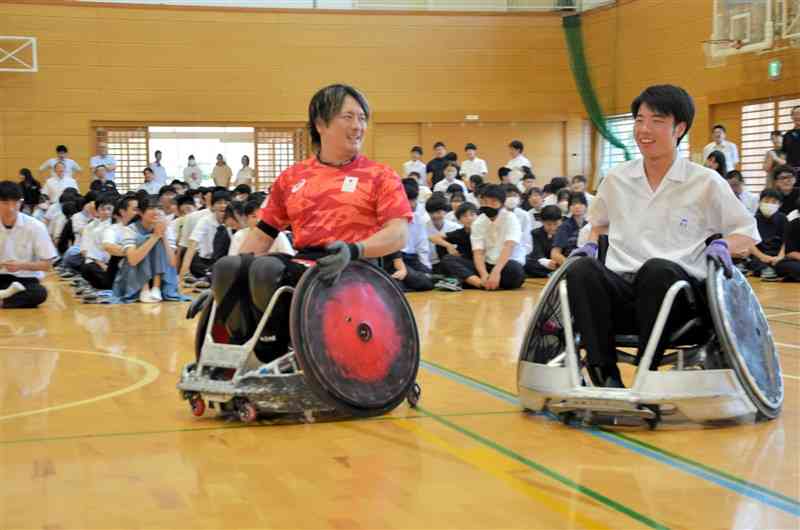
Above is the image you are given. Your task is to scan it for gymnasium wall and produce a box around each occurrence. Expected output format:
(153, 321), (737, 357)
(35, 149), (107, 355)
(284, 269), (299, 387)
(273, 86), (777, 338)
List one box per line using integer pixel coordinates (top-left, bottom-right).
(0, 1), (587, 189)
(581, 0), (800, 160)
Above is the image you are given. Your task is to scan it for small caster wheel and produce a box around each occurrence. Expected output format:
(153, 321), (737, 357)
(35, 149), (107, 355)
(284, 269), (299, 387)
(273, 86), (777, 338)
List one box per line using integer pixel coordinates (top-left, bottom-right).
(189, 395), (205, 417)
(238, 401), (258, 423)
(559, 411), (575, 425)
(407, 382), (421, 408)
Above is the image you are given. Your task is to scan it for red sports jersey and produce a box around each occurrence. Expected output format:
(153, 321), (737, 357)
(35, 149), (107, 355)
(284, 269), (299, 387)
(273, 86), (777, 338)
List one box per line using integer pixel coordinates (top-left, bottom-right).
(259, 155), (412, 249)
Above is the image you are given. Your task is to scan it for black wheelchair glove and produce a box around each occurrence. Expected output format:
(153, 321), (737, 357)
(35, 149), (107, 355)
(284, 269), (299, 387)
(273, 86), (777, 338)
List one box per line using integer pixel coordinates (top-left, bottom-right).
(317, 241), (364, 283)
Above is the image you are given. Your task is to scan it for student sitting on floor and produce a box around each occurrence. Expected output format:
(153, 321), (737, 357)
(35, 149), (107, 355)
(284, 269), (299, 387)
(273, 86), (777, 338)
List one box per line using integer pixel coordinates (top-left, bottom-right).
(436, 203), (480, 289)
(525, 205), (563, 278)
(158, 186), (178, 221)
(425, 195), (462, 274)
(544, 177), (569, 206)
(745, 189), (787, 281)
(0, 181), (57, 308)
(555, 189), (572, 217)
(433, 162), (469, 194)
(469, 184), (526, 290)
(79, 194), (117, 290)
(211, 201), (245, 261)
(170, 194), (197, 249)
(62, 192), (97, 272)
(444, 192), (465, 224)
(383, 179), (434, 292)
(228, 198), (295, 257)
(93, 196), (139, 291)
(180, 190), (231, 282)
(113, 198), (185, 303)
(502, 184), (533, 258)
(775, 199), (800, 281)
(551, 192), (589, 267)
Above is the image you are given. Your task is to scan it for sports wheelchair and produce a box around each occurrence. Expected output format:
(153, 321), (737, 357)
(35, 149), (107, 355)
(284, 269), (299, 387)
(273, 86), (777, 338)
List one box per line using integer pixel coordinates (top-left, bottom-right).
(517, 256), (783, 428)
(177, 259), (422, 423)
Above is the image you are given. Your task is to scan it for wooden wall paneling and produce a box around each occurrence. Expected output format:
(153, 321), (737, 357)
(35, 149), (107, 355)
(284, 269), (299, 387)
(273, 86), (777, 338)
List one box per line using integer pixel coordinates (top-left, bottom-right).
(372, 123), (421, 175)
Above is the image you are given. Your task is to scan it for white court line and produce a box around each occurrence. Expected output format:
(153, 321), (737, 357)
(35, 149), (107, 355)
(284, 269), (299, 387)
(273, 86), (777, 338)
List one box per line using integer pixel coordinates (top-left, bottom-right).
(776, 341), (800, 350)
(765, 311), (800, 319)
(784, 374), (800, 380)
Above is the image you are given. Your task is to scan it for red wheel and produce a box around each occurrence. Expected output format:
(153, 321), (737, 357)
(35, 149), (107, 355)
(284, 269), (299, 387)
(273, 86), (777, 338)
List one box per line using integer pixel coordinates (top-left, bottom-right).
(189, 395), (205, 417)
(238, 401), (258, 423)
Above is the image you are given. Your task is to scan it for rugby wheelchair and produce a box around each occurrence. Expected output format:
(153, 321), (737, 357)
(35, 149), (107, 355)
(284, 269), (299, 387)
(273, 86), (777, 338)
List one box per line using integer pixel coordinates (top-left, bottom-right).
(177, 258), (421, 423)
(517, 252), (783, 428)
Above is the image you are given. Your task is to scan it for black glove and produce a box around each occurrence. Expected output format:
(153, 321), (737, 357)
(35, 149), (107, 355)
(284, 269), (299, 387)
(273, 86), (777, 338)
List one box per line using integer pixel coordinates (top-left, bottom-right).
(317, 241), (364, 283)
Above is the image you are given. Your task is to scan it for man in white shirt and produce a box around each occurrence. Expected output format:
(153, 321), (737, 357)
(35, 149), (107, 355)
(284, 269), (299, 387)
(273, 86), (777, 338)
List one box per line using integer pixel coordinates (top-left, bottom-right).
(402, 146), (428, 185)
(0, 181), (57, 308)
(384, 179), (434, 292)
(43, 161), (80, 204)
(139, 167), (162, 195)
(460, 143), (488, 179)
(234, 155), (255, 188)
(505, 140), (532, 186)
(423, 195), (462, 274)
(180, 191), (230, 281)
(433, 162), (469, 195)
(90, 143), (117, 181)
(567, 85), (758, 387)
(148, 150), (169, 187)
(79, 195), (116, 290)
(39, 145), (82, 181)
(470, 184), (526, 290)
(702, 124), (739, 174)
(183, 155), (204, 189)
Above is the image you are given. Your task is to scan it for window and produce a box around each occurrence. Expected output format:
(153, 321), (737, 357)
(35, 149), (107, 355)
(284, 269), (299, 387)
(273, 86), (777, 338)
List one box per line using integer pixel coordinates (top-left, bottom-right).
(599, 115), (690, 176)
(255, 128), (310, 190)
(96, 127), (149, 193)
(740, 96), (800, 192)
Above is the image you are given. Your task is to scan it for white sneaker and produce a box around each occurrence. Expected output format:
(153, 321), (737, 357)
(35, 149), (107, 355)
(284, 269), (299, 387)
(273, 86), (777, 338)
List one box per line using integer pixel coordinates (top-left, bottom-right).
(139, 286), (158, 304)
(150, 286), (163, 301)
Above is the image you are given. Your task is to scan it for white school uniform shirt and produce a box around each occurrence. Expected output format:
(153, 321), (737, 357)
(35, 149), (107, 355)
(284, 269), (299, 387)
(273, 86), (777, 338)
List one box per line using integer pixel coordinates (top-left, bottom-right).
(234, 167), (255, 187)
(121, 223), (177, 251)
(588, 156), (759, 280)
(90, 155), (117, 180)
(425, 218), (462, 266)
(190, 215), (220, 259)
(403, 209), (432, 269)
(70, 210), (94, 245)
(139, 180), (161, 196)
(528, 208), (543, 231)
(505, 154), (532, 185)
(148, 162), (169, 186)
(40, 158), (81, 179)
(471, 209), (525, 265)
(49, 212), (68, 241)
(102, 223), (134, 250)
(702, 140), (739, 173)
(0, 213), (57, 279)
(403, 160), (427, 182)
(433, 178), (469, 195)
(510, 207), (533, 255)
(43, 175), (80, 203)
(230, 229), (295, 257)
(460, 158), (488, 178)
(81, 218), (112, 263)
(737, 190), (759, 216)
(179, 208), (213, 248)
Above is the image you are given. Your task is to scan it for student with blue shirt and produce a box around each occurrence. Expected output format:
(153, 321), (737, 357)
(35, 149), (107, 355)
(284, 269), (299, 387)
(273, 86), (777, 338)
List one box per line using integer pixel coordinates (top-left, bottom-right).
(551, 192), (588, 267)
(383, 178), (434, 292)
(525, 205), (563, 278)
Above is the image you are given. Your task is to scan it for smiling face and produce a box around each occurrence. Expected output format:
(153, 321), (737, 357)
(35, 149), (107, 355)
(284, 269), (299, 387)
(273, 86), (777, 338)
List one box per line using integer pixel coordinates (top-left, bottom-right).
(0, 198), (20, 226)
(316, 95), (367, 160)
(712, 127), (725, 143)
(775, 171), (796, 193)
(634, 102), (686, 162)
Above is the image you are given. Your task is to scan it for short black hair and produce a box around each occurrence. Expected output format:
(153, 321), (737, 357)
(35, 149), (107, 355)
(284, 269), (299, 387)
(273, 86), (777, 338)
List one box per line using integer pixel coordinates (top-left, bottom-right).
(631, 84), (695, 146)
(450, 192), (465, 203)
(571, 174), (587, 184)
(502, 183), (519, 196)
(509, 140), (524, 152)
(155, 150), (162, 156)
(772, 164), (795, 180)
(224, 201), (245, 221)
(82, 191), (97, 206)
(446, 183), (463, 195)
(0, 181), (23, 201)
(433, 141), (446, 149)
(725, 170), (744, 182)
(233, 184), (252, 196)
(482, 184), (506, 204)
(176, 194), (195, 207)
(464, 143), (477, 151)
(143, 167), (154, 175)
(713, 124), (726, 132)
(211, 190), (231, 205)
(244, 198), (262, 216)
(56, 145), (68, 153)
(706, 150), (727, 177)
(540, 205), (563, 222)
(402, 177), (419, 200)
(139, 197), (159, 212)
(425, 195), (449, 214)
(760, 188), (783, 203)
(527, 186), (542, 196)
(498, 167), (511, 178)
(550, 177), (569, 192)
(158, 185), (176, 197)
(114, 195), (139, 218)
(188, 154), (195, 160)
(170, 179), (185, 187)
(542, 183), (554, 194)
(95, 193), (115, 209)
(444, 161), (459, 172)
(771, 130), (782, 138)
(307, 84), (370, 151)
(556, 189), (572, 202)
(568, 191), (588, 207)
(445, 152), (458, 162)
(408, 171), (421, 180)
(411, 146), (423, 155)
(469, 174), (484, 187)
(522, 167), (536, 180)
(455, 202), (478, 220)
(94, 164), (106, 172)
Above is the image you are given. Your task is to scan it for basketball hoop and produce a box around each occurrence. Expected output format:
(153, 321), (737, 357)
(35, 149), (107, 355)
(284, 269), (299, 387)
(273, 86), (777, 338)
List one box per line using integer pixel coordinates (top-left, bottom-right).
(701, 39), (744, 68)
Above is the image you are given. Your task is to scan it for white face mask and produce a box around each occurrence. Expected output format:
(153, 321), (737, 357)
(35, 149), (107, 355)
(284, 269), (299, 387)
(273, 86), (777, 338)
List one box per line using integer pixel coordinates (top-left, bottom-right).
(558, 201), (569, 214)
(505, 197), (520, 210)
(445, 171), (457, 181)
(759, 202), (779, 217)
(188, 160), (196, 166)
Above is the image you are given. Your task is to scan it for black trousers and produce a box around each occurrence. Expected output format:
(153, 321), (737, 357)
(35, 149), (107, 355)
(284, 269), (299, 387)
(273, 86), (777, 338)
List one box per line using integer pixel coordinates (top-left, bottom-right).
(524, 255), (551, 278)
(440, 255), (476, 282)
(565, 257), (706, 377)
(775, 258), (800, 281)
(440, 254), (524, 289)
(190, 256), (214, 279)
(80, 257), (121, 290)
(0, 274), (48, 309)
(384, 254), (433, 292)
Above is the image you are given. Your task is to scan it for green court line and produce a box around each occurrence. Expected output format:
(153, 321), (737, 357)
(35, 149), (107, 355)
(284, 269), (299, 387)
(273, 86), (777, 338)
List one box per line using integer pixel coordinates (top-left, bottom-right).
(0, 409), (517, 446)
(417, 405), (670, 530)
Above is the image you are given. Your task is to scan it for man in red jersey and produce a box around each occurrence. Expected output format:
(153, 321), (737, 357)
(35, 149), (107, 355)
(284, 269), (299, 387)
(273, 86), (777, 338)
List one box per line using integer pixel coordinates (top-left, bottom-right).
(207, 84), (411, 362)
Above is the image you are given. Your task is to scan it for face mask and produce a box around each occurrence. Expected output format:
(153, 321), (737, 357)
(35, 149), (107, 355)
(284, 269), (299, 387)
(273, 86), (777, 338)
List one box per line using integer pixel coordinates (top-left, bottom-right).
(759, 202), (779, 217)
(480, 206), (499, 219)
(445, 171), (457, 180)
(505, 197), (520, 210)
(558, 201), (569, 214)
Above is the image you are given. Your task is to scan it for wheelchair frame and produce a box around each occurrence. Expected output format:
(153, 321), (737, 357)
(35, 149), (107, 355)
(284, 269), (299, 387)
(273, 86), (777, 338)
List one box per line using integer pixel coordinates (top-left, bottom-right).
(517, 259), (779, 427)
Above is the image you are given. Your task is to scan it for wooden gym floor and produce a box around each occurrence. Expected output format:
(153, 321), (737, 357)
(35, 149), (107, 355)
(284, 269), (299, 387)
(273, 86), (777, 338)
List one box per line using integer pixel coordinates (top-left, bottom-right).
(1, 275), (798, 529)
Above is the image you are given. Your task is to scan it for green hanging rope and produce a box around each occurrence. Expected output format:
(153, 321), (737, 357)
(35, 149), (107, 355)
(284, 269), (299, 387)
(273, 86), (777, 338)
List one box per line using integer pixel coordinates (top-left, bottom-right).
(563, 14), (631, 161)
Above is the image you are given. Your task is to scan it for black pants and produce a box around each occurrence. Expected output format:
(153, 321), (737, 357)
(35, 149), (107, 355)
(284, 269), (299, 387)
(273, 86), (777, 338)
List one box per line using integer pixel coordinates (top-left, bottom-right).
(384, 254), (433, 292)
(487, 261), (525, 289)
(0, 274), (48, 309)
(565, 258), (706, 378)
(775, 258), (800, 281)
(440, 254), (524, 289)
(80, 257), (121, 290)
(524, 255), (551, 278)
(440, 255), (476, 282)
(190, 255), (214, 279)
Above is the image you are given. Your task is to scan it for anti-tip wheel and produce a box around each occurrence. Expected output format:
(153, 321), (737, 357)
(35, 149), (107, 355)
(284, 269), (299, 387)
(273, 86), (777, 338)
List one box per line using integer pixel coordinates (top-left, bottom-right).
(238, 401), (258, 423)
(189, 395), (205, 417)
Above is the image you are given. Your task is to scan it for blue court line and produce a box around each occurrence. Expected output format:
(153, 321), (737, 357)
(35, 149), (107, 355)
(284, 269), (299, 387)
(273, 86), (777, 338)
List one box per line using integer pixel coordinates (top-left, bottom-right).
(420, 360), (800, 518)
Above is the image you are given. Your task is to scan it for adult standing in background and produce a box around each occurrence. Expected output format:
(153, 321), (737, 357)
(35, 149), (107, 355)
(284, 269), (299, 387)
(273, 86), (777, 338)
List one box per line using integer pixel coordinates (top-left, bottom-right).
(211, 154), (233, 188)
(39, 145), (82, 181)
(505, 140), (531, 186)
(43, 161), (80, 203)
(90, 142), (118, 181)
(183, 155), (203, 189)
(702, 124), (739, 174)
(460, 143), (488, 179)
(763, 130), (785, 179)
(233, 155), (254, 187)
(426, 142), (449, 189)
(782, 106), (800, 174)
(149, 150), (169, 187)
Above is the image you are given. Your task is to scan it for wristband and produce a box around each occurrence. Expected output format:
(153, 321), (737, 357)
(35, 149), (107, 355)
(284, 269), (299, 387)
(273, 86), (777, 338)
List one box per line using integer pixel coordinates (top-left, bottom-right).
(257, 220), (280, 238)
(348, 242), (364, 260)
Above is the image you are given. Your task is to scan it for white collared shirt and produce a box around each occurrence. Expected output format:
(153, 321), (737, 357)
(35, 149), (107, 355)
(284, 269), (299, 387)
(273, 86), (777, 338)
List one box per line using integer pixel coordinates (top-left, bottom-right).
(44, 175), (80, 203)
(179, 208), (213, 248)
(433, 178), (469, 195)
(0, 213), (57, 279)
(425, 218), (462, 265)
(190, 214), (221, 259)
(737, 190), (759, 216)
(510, 207), (533, 255)
(139, 180), (162, 196)
(471, 208), (525, 265)
(403, 209), (432, 269)
(402, 160), (427, 183)
(39, 158), (81, 179)
(234, 167), (255, 187)
(505, 154), (532, 185)
(90, 155), (117, 180)
(702, 140), (739, 173)
(460, 158), (488, 178)
(588, 156), (759, 279)
(81, 218), (112, 263)
(148, 162), (168, 186)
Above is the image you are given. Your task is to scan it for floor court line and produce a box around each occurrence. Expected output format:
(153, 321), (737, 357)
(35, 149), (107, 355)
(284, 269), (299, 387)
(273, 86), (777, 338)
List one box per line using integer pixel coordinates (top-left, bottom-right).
(765, 311), (800, 319)
(420, 360), (800, 517)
